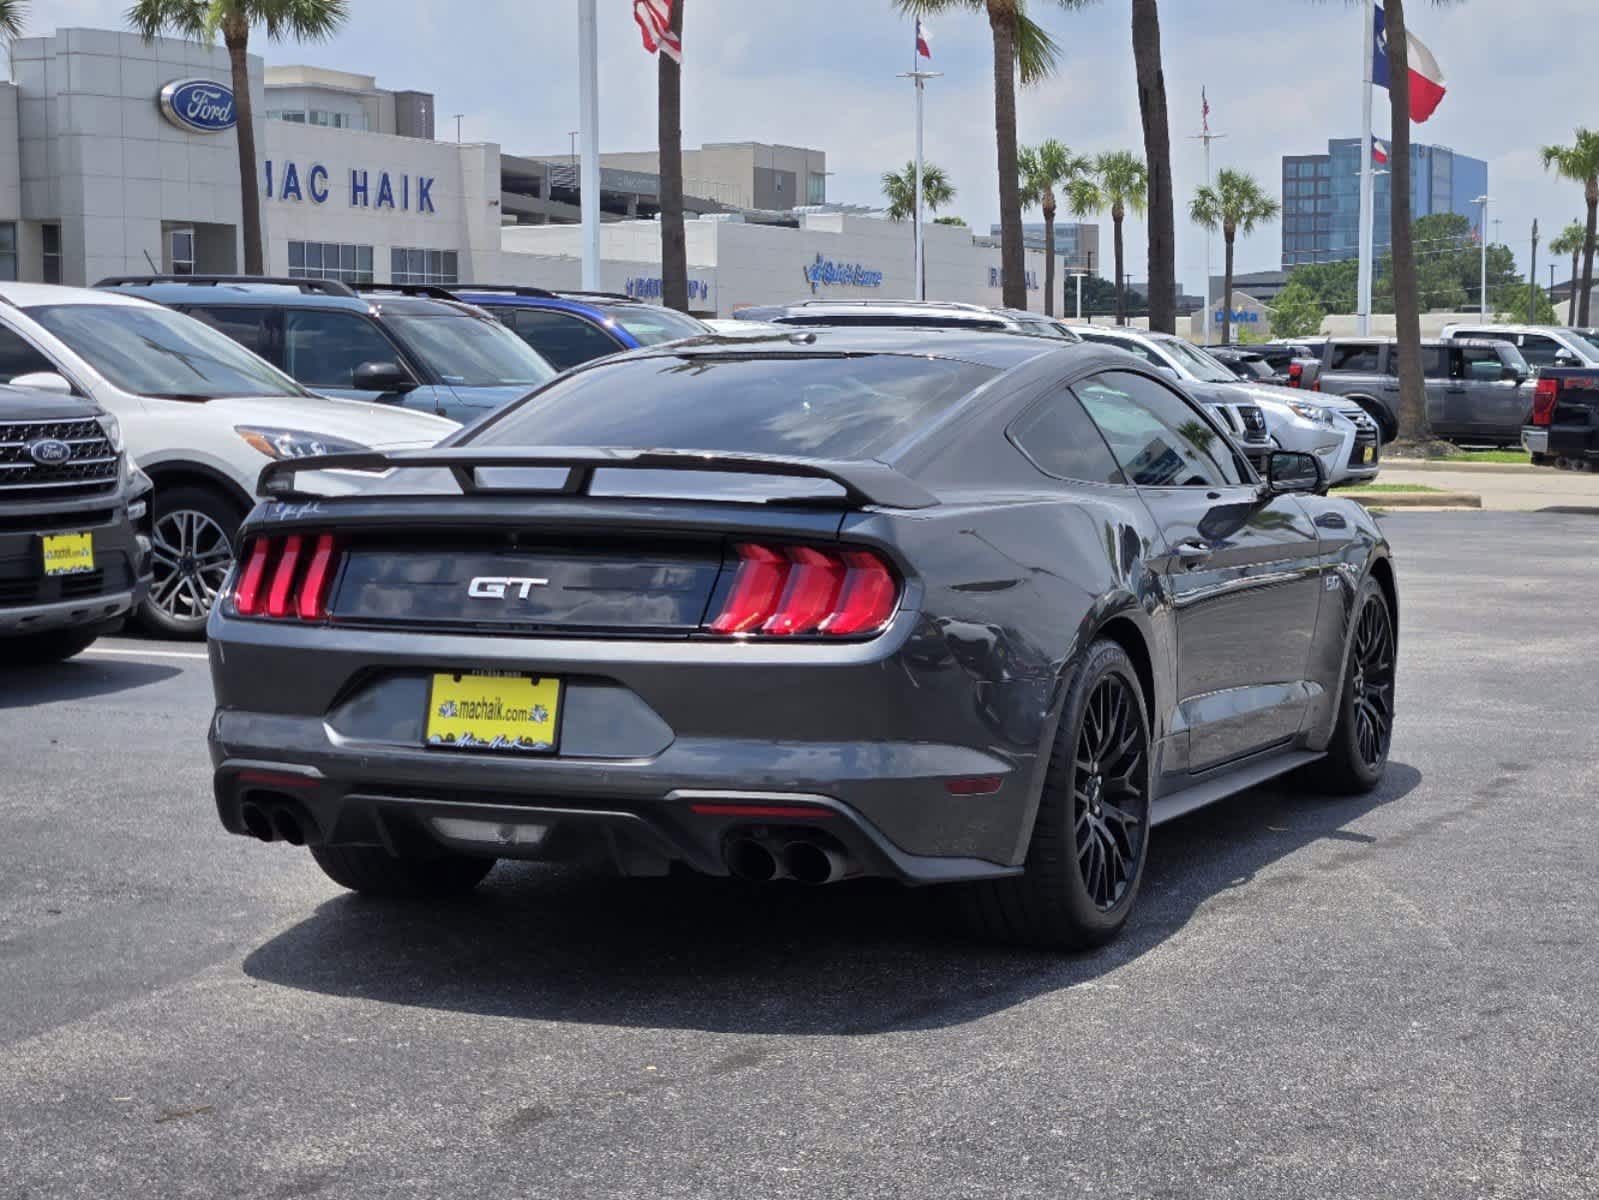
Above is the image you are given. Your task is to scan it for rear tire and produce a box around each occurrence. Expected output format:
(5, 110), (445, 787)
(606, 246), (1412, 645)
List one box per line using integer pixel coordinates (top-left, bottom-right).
(6, 628), (99, 666)
(1308, 577), (1396, 795)
(310, 844), (496, 898)
(961, 639), (1152, 949)
(137, 485), (245, 640)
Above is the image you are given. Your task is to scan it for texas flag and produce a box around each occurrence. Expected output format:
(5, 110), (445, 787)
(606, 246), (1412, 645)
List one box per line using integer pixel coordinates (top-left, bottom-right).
(1373, 4), (1446, 122)
(916, 18), (932, 59)
(1373, 137), (1390, 166)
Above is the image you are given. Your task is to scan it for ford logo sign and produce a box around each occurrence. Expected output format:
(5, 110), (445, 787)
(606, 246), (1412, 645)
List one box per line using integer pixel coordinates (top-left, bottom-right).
(158, 78), (237, 133)
(27, 438), (72, 466)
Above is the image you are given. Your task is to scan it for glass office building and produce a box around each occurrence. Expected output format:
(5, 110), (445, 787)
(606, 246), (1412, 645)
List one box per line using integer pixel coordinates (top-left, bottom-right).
(1282, 139), (1488, 268)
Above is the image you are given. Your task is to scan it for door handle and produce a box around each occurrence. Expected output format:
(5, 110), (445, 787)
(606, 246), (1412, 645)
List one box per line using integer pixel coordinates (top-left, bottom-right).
(1173, 538), (1212, 569)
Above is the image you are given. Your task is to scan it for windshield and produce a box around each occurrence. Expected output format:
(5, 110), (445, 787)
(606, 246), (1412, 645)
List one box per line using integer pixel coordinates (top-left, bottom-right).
(384, 312), (556, 388)
(1565, 330), (1599, 361)
(24, 303), (305, 399)
(468, 352), (997, 459)
(1014, 319), (1074, 340)
(1163, 338), (1241, 383)
(597, 305), (710, 347)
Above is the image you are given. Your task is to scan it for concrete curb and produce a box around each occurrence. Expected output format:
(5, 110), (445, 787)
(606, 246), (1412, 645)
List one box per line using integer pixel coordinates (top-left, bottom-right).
(1343, 490), (1482, 509)
(1383, 459), (1553, 475)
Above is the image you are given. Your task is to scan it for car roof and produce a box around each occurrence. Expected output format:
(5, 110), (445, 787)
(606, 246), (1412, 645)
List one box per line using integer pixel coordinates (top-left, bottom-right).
(611, 324), (1099, 371)
(1, 281), (162, 308)
(99, 281), (370, 311)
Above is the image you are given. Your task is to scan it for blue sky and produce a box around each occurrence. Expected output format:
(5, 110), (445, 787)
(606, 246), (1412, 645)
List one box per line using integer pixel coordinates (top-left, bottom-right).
(45, 0), (1594, 294)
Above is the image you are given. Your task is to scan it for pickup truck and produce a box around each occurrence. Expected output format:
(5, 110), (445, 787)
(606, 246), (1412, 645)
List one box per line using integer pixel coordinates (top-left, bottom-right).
(1523, 367), (1599, 467)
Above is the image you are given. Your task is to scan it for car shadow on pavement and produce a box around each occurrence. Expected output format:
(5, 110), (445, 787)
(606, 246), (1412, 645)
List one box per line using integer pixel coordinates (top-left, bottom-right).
(0, 658), (182, 708)
(243, 763), (1421, 1035)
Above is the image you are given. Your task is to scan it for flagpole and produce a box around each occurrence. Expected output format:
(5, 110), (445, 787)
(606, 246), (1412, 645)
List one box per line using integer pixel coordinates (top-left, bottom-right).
(578, 0), (601, 291)
(1188, 91), (1224, 344)
(1357, 0), (1376, 337)
(898, 37), (939, 302)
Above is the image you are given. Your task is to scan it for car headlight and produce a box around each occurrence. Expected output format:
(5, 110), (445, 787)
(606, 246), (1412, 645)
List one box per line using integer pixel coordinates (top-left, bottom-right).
(1286, 400), (1336, 427)
(235, 426), (368, 460)
(98, 412), (123, 451)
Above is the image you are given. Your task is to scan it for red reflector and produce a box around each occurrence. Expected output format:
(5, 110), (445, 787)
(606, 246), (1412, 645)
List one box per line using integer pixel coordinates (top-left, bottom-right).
(688, 803), (830, 819)
(264, 534), (304, 618)
(296, 535), (339, 620)
(237, 769), (316, 790)
(709, 543), (789, 634)
(819, 550), (897, 636)
(763, 546), (846, 636)
(945, 776), (1004, 796)
(234, 538), (273, 616)
(1533, 377), (1558, 426)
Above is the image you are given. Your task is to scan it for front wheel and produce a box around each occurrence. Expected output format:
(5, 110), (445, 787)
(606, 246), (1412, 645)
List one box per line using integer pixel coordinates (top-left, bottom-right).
(961, 639), (1152, 949)
(137, 485), (244, 639)
(1311, 578), (1396, 794)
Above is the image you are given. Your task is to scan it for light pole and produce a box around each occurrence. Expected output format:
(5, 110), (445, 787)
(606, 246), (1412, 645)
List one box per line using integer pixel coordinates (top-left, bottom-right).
(452, 113), (464, 143)
(1070, 271), (1087, 321)
(1473, 195), (1492, 318)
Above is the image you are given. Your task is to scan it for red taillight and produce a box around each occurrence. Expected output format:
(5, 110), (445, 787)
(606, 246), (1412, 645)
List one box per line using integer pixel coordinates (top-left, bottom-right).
(233, 538), (273, 616)
(708, 544), (789, 634)
(706, 542), (899, 639)
(1287, 362), (1303, 387)
(1533, 377), (1558, 426)
(231, 533), (342, 621)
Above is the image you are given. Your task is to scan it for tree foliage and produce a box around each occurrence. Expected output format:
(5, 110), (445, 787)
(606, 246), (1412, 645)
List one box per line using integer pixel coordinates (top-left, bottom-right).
(881, 161), (956, 223)
(1268, 279), (1328, 339)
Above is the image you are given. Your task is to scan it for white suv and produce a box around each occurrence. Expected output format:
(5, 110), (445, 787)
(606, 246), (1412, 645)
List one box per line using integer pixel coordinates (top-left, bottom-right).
(1075, 327), (1378, 486)
(0, 283), (458, 636)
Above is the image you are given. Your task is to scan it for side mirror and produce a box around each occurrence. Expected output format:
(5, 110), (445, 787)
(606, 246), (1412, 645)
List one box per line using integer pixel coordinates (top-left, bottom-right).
(1265, 450), (1325, 496)
(1503, 364), (1529, 383)
(351, 360), (418, 394)
(1554, 349), (1578, 366)
(9, 371), (75, 396)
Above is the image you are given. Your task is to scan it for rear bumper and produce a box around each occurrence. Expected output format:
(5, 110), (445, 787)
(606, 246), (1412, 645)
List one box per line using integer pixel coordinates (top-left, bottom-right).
(1521, 427), (1549, 455)
(206, 615), (1045, 881)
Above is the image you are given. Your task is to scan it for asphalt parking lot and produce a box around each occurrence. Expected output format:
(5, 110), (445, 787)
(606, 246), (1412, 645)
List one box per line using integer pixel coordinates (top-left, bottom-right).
(3, 510), (1596, 1199)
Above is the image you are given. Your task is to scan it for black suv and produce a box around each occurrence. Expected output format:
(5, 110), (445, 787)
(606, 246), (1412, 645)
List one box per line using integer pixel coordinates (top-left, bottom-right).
(2, 385), (152, 664)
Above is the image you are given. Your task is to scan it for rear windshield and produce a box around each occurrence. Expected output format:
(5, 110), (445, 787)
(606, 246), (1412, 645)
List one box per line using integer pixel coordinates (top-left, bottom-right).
(467, 352), (997, 459)
(596, 305), (709, 346)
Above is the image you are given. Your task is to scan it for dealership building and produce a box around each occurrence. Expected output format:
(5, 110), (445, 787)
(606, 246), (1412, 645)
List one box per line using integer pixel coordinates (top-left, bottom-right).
(1, 26), (1057, 316)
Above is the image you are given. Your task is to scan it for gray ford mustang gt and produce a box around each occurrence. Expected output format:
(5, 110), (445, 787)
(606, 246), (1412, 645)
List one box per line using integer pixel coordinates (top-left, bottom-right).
(206, 328), (1397, 948)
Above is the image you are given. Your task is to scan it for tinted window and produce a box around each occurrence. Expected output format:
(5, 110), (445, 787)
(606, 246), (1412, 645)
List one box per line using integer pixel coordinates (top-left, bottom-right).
(470, 353), (997, 459)
(283, 309), (403, 388)
(1420, 346), (1449, 379)
(507, 309), (624, 371)
(384, 312), (555, 387)
(23, 303), (303, 398)
(1009, 389), (1125, 484)
(182, 305), (275, 360)
(0, 323), (58, 382)
(1517, 335), (1563, 369)
(1075, 370), (1240, 488)
(598, 305), (709, 346)
(1329, 343), (1381, 372)
(1453, 344), (1502, 379)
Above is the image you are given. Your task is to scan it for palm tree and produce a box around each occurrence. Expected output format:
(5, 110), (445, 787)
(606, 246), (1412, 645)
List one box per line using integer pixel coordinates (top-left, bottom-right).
(1549, 220), (1587, 326)
(127, 0), (350, 276)
(1542, 130), (1599, 327)
(1131, 0), (1173, 332)
(883, 161), (955, 296)
(1068, 150), (1147, 326)
(0, 2), (25, 50)
(658, 1), (688, 312)
(1018, 140), (1089, 316)
(896, 0), (1099, 309)
(1188, 169), (1279, 346)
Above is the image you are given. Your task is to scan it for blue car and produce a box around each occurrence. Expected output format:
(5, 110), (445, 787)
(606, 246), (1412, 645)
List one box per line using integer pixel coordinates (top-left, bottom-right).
(95, 276), (556, 424)
(452, 287), (711, 371)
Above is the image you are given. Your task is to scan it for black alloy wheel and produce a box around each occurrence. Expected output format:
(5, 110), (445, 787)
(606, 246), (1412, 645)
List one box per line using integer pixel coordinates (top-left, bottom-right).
(1349, 590), (1396, 771)
(1074, 674), (1149, 912)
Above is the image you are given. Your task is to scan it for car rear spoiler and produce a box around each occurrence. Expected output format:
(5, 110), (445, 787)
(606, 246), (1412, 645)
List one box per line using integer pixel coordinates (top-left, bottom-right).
(257, 446), (939, 510)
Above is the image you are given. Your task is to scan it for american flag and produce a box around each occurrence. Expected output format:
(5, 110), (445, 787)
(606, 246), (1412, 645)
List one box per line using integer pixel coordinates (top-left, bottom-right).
(634, 0), (681, 62)
(916, 19), (932, 59)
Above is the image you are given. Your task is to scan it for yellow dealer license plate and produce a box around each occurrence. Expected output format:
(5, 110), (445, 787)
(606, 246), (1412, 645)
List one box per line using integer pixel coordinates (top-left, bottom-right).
(42, 532), (94, 576)
(424, 672), (562, 753)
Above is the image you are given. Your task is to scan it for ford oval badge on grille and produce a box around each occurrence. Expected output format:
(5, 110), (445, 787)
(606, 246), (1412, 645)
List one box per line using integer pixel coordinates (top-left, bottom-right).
(27, 438), (72, 465)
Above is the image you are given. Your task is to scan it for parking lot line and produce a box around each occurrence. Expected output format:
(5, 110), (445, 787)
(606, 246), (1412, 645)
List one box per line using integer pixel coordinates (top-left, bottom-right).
(81, 646), (209, 662)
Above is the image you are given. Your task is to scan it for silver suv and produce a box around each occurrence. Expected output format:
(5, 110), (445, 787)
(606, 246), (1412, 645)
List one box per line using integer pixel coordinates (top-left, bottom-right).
(1317, 337), (1532, 446)
(747, 300), (1082, 342)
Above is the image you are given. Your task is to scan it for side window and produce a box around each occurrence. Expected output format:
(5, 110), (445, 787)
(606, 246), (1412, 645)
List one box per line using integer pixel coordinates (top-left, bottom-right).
(1074, 370), (1241, 488)
(1008, 388), (1126, 485)
(0, 323), (58, 383)
(1330, 342), (1381, 373)
(1419, 346), (1449, 379)
(182, 305), (275, 361)
(1517, 335), (1562, 369)
(1453, 345), (1501, 379)
(282, 309), (405, 388)
(508, 310), (623, 371)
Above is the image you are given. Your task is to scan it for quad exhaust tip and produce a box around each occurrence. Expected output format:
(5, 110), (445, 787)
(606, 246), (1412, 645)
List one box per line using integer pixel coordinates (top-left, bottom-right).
(724, 835), (857, 885)
(725, 837), (782, 882)
(238, 797), (318, 846)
